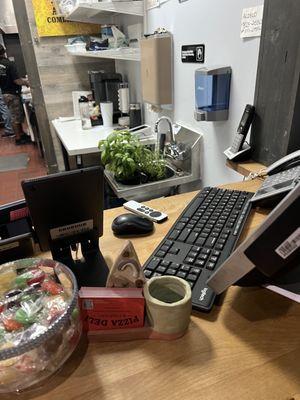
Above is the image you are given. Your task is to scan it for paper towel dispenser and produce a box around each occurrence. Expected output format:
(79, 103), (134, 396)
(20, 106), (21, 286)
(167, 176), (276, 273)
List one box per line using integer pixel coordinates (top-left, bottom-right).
(194, 66), (232, 121)
(140, 33), (173, 106)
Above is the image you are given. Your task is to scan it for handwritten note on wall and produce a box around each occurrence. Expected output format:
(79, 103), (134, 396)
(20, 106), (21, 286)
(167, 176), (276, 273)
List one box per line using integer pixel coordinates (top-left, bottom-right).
(241, 5), (264, 38)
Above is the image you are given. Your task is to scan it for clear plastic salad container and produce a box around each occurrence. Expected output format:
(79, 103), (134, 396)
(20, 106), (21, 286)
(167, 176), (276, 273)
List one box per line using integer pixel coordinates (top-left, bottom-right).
(0, 258), (82, 393)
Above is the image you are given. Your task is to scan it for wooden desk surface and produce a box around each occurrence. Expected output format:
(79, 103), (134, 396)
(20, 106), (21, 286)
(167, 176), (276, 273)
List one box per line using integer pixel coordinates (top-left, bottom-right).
(226, 159), (266, 177)
(11, 180), (300, 400)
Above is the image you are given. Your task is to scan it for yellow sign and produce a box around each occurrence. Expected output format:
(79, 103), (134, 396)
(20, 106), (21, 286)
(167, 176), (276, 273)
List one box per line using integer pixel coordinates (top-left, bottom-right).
(32, 0), (100, 37)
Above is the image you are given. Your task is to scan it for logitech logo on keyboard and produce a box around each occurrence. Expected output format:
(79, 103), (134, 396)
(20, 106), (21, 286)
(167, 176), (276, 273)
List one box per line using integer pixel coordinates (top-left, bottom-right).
(199, 287), (208, 302)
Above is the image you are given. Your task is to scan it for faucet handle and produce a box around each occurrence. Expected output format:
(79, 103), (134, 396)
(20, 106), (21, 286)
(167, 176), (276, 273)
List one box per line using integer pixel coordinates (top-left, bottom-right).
(165, 143), (190, 161)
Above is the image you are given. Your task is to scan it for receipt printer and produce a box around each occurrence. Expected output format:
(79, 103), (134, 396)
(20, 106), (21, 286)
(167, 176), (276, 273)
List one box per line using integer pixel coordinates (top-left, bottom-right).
(0, 200), (35, 263)
(194, 66), (232, 121)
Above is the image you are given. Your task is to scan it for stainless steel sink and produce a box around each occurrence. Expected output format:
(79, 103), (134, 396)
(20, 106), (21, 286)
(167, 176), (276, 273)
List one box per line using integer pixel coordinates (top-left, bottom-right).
(104, 123), (202, 202)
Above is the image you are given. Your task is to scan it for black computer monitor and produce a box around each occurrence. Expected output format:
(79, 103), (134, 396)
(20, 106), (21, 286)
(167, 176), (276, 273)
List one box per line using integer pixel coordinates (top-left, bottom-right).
(22, 166), (109, 288)
(207, 182), (300, 298)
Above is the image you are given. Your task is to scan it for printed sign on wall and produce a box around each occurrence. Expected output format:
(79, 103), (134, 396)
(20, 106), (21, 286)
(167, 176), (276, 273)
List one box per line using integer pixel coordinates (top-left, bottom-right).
(32, 0), (100, 37)
(181, 45), (205, 63)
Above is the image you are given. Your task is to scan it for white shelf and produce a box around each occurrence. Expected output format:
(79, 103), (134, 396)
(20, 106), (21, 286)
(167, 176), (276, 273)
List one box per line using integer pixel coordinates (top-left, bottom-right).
(68, 48), (141, 62)
(66, 1), (144, 23)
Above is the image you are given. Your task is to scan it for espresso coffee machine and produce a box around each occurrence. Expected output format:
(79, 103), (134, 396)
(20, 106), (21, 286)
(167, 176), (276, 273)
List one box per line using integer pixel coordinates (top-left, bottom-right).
(89, 71), (123, 124)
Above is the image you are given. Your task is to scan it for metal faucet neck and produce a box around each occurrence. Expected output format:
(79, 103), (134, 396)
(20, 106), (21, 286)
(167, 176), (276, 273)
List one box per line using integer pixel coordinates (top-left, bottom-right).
(155, 116), (175, 144)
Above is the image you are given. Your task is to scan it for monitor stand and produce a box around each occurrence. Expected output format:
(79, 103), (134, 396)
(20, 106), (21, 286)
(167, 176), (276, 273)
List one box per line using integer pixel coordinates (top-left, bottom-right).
(51, 237), (109, 288)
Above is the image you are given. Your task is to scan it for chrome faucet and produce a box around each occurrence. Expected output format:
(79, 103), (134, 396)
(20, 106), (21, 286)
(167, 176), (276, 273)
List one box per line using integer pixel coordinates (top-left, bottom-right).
(154, 117), (191, 170)
(155, 116), (176, 151)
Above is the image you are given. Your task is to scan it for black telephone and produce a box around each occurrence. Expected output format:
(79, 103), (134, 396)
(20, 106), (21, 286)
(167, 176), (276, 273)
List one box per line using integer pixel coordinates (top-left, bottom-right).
(250, 150), (300, 207)
(224, 104), (255, 161)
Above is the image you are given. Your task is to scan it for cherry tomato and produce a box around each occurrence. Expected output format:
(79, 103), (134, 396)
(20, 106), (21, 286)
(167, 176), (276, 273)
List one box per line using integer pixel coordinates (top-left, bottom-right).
(27, 269), (46, 286)
(41, 280), (63, 295)
(3, 319), (23, 332)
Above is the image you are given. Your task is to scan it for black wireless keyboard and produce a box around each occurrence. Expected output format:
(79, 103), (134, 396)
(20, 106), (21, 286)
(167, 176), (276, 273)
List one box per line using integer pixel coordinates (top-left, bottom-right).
(143, 187), (253, 312)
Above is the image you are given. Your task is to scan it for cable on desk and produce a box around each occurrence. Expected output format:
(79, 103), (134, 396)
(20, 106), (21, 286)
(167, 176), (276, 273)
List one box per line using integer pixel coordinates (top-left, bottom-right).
(244, 168), (267, 182)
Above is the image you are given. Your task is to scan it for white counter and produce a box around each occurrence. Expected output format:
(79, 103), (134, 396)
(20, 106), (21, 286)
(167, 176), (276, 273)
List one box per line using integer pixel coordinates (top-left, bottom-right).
(52, 118), (115, 156)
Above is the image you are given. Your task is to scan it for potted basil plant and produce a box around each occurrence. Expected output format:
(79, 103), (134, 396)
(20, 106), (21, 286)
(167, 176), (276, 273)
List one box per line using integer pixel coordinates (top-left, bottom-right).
(98, 130), (167, 184)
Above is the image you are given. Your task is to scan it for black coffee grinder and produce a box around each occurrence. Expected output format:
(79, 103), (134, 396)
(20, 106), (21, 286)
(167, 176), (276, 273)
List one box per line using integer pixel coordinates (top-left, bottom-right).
(89, 71), (122, 125)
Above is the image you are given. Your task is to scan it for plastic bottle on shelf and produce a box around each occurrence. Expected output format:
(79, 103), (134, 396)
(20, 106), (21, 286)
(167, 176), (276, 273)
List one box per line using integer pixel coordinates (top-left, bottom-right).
(118, 83), (130, 114)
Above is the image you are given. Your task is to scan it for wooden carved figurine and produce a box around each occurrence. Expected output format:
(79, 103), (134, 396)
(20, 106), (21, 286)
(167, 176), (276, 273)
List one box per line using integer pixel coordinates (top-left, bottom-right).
(106, 240), (146, 288)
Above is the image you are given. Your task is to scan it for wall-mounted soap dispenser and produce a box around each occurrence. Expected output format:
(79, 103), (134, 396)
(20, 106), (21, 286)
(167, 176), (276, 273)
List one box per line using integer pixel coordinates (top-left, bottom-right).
(194, 66), (231, 121)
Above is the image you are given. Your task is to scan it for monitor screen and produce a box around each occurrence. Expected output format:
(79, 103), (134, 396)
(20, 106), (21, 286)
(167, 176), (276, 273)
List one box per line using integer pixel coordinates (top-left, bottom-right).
(22, 166), (104, 252)
(207, 182), (300, 295)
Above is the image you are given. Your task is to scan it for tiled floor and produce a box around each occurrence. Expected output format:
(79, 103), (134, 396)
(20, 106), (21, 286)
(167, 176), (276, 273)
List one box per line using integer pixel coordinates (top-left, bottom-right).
(0, 133), (47, 206)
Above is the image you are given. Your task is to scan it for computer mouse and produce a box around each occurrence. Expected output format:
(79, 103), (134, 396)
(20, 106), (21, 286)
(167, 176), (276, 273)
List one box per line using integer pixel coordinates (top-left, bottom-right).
(111, 213), (154, 236)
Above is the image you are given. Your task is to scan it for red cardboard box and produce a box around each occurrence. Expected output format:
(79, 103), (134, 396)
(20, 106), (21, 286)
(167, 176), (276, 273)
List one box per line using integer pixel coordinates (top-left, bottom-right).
(79, 287), (145, 331)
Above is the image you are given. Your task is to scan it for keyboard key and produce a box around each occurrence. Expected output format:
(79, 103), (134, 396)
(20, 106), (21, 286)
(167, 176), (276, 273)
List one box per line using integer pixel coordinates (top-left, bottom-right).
(220, 233), (229, 239)
(180, 265), (191, 272)
(188, 251), (198, 259)
(183, 197), (205, 218)
(161, 260), (171, 267)
(144, 270), (152, 278)
(175, 222), (186, 231)
(199, 232), (209, 238)
(215, 243), (224, 250)
(171, 262), (181, 270)
(195, 260), (205, 268)
(180, 217), (190, 223)
(192, 246), (201, 253)
(161, 245), (170, 252)
(153, 272), (162, 277)
(169, 247), (180, 255)
(212, 250), (221, 257)
(178, 228), (192, 242)
(190, 267), (202, 275)
(169, 230), (180, 240)
(184, 257), (195, 265)
(206, 262), (216, 271)
(201, 248), (211, 255)
(147, 258), (160, 270)
(195, 237), (206, 246)
(198, 254), (208, 261)
(156, 250), (166, 258)
(186, 232), (199, 244)
(157, 266), (167, 273)
(187, 274), (197, 282)
(166, 269), (177, 276)
(205, 236), (217, 248)
(176, 271), (187, 279)
(210, 256), (218, 263)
